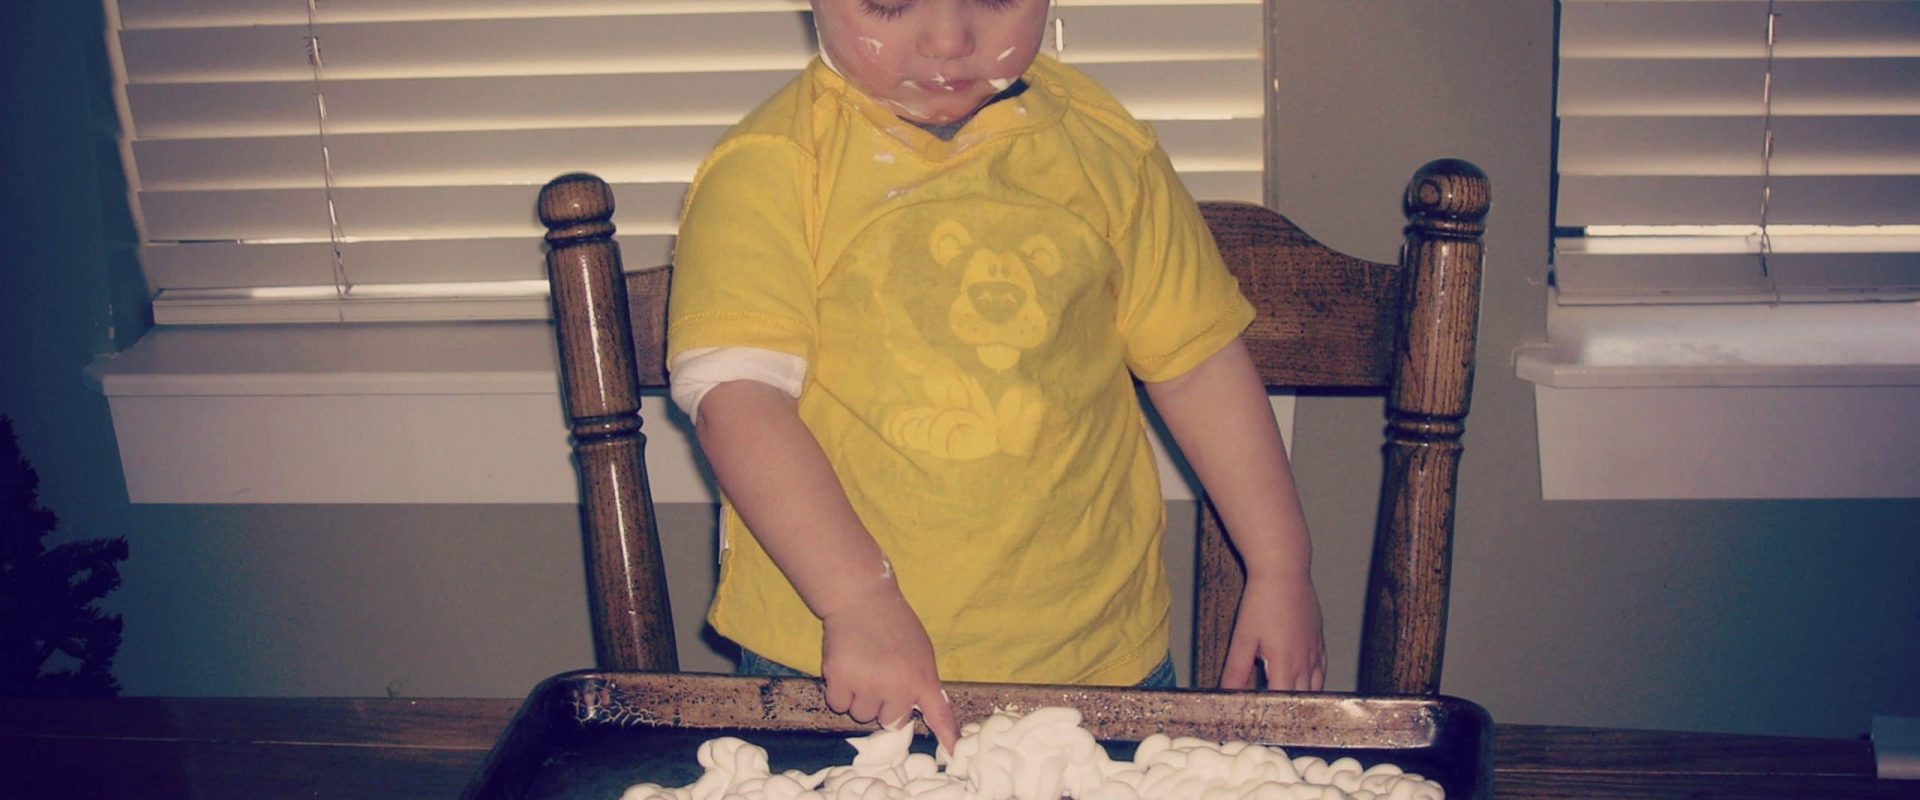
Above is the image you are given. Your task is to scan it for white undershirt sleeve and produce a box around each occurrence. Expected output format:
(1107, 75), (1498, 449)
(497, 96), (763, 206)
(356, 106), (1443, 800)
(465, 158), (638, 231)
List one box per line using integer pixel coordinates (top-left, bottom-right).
(668, 347), (809, 424)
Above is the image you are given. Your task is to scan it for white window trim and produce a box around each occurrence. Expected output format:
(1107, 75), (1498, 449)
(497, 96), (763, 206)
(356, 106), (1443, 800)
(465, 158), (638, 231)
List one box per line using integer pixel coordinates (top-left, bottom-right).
(82, 320), (659, 504)
(1515, 295), (1920, 501)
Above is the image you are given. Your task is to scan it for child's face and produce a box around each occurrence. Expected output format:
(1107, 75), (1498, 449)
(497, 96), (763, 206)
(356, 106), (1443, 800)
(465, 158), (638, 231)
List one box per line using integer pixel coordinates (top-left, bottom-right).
(812, 0), (1050, 126)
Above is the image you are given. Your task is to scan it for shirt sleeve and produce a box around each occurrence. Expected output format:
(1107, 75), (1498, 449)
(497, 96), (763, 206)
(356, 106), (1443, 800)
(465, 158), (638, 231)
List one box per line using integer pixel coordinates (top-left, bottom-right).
(667, 134), (821, 367)
(1112, 145), (1256, 382)
(668, 346), (809, 424)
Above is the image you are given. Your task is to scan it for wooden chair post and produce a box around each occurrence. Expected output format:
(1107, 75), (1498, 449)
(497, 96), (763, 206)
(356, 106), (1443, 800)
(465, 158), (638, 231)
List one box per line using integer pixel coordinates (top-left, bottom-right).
(537, 174), (678, 673)
(1359, 159), (1490, 695)
(1189, 161), (1487, 694)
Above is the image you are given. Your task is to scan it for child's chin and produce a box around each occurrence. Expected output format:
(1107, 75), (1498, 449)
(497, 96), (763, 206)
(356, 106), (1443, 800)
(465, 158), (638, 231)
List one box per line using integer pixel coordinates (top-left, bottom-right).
(905, 98), (991, 126)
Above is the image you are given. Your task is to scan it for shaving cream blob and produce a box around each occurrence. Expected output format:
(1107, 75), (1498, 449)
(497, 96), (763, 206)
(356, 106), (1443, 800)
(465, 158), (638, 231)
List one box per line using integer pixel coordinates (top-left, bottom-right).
(615, 706), (1444, 800)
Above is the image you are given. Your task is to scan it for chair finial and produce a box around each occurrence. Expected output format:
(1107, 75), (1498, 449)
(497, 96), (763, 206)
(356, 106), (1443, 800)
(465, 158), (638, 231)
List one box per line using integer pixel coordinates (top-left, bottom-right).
(539, 173), (616, 241)
(1404, 159), (1490, 237)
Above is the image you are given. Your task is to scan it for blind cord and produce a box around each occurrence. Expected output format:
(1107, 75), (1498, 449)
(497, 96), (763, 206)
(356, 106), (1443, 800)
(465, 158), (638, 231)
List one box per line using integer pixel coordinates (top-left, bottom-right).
(1758, 0), (1780, 301)
(304, 0), (350, 322)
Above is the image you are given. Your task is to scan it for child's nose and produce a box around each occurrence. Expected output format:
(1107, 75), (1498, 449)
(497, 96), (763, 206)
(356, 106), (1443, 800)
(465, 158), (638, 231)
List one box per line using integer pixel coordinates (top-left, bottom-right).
(918, 7), (976, 59)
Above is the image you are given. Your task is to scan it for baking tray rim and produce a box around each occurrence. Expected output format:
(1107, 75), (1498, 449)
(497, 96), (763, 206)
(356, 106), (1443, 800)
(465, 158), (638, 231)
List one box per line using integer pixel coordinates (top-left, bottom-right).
(462, 670), (1493, 800)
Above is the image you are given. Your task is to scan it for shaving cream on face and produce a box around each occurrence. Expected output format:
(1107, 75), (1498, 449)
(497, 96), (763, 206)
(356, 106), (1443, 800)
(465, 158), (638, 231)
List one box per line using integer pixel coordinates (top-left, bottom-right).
(816, 11), (894, 84)
(810, 0), (1048, 125)
(819, 48), (842, 75)
(816, 22), (845, 77)
(880, 94), (932, 120)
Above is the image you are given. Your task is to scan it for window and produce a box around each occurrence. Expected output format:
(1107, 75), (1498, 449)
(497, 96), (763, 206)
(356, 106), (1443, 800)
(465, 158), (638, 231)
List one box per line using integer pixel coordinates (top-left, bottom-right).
(108, 0), (1267, 325)
(1552, 0), (1920, 304)
(92, 0), (1276, 503)
(1520, 0), (1920, 500)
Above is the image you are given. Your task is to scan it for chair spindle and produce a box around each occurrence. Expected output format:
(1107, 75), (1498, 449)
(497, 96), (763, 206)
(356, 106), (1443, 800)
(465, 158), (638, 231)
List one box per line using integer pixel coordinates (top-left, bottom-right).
(538, 173), (679, 673)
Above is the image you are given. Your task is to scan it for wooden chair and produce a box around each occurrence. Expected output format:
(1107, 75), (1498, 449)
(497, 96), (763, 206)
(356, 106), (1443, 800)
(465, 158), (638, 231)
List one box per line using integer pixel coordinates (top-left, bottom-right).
(535, 161), (1488, 696)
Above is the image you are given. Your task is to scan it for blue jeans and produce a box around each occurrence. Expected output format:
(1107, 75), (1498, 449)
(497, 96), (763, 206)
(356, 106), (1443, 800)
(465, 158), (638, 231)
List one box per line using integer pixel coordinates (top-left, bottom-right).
(737, 649), (1179, 689)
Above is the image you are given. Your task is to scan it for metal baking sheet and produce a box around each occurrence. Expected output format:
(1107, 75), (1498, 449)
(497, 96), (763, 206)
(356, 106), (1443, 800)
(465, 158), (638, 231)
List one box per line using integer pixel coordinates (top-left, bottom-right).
(463, 671), (1492, 800)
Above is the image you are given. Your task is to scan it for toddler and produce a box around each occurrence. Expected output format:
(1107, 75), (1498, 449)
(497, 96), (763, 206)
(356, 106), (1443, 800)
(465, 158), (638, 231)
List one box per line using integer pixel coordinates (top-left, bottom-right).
(667, 0), (1324, 752)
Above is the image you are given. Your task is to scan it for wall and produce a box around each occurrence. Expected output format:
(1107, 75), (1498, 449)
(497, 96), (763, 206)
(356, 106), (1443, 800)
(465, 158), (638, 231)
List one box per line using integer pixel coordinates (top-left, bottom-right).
(1268, 0), (1920, 737)
(2, 1), (1913, 739)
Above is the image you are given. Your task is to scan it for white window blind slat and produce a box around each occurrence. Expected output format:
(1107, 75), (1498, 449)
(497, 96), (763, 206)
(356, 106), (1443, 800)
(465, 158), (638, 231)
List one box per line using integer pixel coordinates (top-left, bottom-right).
(1558, 175), (1920, 226)
(1176, 171), (1263, 205)
(152, 291), (554, 325)
(119, 15), (819, 82)
(132, 127), (733, 190)
(126, 72), (798, 138)
(112, 2), (1268, 323)
(144, 236), (679, 290)
(139, 168), (1263, 296)
(124, 60), (1260, 141)
(118, 0), (819, 28)
(119, 0), (1260, 29)
(140, 172), (1262, 293)
(1554, 0), (1920, 303)
(1555, 250), (1920, 304)
(135, 166), (1267, 260)
(1560, 1), (1920, 58)
(1559, 57), (1920, 116)
(120, 7), (1259, 84)
(140, 181), (691, 242)
(1559, 116), (1920, 175)
(133, 117), (1260, 192)
(1156, 120), (1265, 172)
(1082, 60), (1264, 119)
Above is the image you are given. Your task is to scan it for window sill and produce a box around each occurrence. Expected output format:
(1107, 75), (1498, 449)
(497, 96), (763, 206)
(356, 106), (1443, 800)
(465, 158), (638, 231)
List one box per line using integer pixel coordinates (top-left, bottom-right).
(83, 321), (711, 504)
(1514, 302), (1920, 501)
(84, 322), (1272, 504)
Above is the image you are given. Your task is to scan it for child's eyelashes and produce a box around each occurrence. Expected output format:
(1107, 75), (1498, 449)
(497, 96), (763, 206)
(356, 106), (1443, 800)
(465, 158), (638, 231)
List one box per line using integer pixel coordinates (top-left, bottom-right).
(856, 0), (1028, 21)
(858, 0), (910, 21)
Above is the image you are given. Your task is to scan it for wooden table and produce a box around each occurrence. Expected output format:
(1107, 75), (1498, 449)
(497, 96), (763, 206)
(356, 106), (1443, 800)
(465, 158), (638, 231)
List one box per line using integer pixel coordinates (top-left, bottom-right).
(1, 697), (1913, 799)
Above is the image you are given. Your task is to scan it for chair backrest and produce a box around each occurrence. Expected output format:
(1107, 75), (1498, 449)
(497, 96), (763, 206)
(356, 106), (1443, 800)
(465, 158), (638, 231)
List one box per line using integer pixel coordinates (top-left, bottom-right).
(536, 161), (1489, 694)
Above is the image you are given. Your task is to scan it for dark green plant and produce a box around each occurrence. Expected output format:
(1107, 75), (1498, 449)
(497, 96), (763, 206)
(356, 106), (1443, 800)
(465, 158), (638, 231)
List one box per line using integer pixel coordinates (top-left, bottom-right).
(0, 415), (126, 696)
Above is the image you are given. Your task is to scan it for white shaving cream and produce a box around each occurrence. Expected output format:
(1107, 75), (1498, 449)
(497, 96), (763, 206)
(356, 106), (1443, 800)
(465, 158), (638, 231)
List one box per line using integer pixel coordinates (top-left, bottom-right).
(613, 706), (1446, 800)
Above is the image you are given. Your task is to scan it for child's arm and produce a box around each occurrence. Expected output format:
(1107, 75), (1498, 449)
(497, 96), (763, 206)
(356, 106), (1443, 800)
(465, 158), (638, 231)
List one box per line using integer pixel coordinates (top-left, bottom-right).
(695, 380), (961, 750)
(1142, 337), (1327, 691)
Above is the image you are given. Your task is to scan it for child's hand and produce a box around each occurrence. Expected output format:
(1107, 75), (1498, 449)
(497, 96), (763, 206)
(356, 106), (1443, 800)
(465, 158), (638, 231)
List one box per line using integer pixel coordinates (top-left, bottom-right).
(819, 588), (961, 754)
(1220, 573), (1326, 692)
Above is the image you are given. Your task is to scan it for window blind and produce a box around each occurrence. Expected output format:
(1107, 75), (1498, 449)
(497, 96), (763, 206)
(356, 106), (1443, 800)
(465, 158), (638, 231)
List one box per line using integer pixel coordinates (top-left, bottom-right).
(107, 0), (1267, 325)
(1553, 0), (1920, 304)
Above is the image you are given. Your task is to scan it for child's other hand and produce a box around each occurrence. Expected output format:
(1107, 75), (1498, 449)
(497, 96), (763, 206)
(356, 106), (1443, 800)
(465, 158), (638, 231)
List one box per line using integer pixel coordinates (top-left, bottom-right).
(1220, 574), (1326, 692)
(819, 588), (961, 753)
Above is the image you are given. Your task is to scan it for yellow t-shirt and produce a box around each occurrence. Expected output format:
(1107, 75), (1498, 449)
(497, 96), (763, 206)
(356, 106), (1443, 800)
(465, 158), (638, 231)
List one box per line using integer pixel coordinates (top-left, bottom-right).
(669, 56), (1254, 685)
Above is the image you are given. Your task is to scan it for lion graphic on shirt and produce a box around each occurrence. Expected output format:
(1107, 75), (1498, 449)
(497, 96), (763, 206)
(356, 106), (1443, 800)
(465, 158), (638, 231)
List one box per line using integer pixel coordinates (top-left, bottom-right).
(934, 219), (1061, 371)
(878, 219), (1058, 461)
